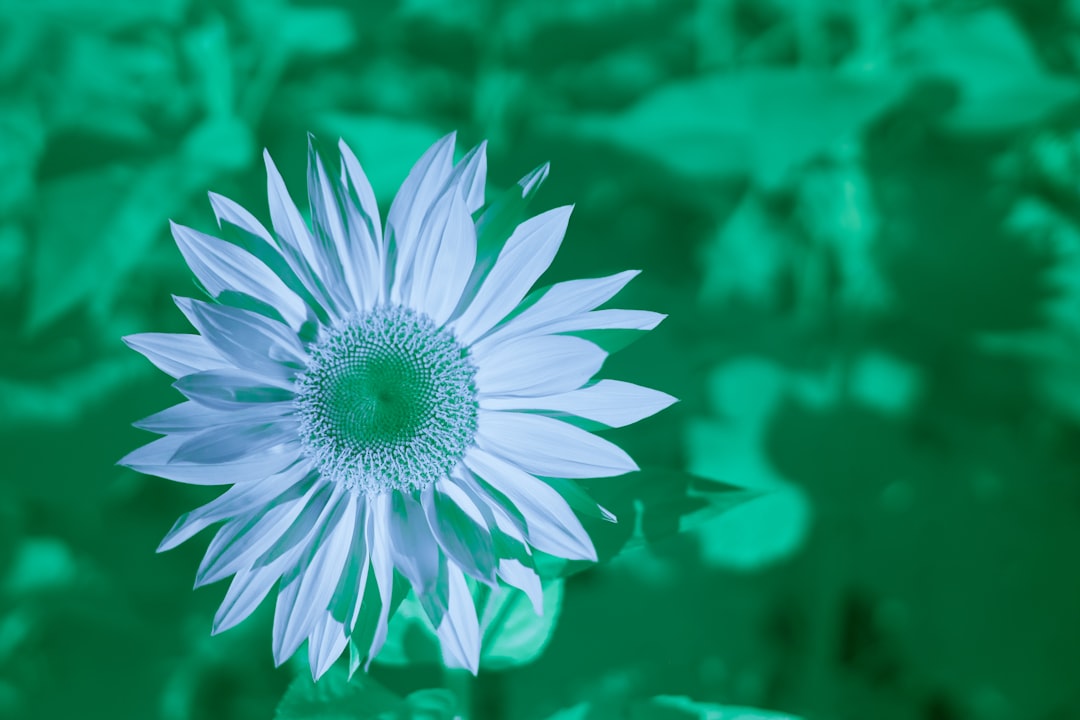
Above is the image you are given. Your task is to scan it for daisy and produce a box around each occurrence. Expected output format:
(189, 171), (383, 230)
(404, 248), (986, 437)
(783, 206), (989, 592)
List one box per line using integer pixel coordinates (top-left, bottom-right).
(120, 133), (675, 679)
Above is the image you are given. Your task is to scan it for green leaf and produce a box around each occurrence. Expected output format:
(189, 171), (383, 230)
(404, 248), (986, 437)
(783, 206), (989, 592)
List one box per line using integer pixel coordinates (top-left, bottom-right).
(564, 70), (904, 186)
(683, 358), (817, 569)
(480, 579), (563, 670)
(279, 6), (357, 58)
(543, 697), (803, 720)
(275, 668), (459, 720)
(631, 696), (803, 720)
(536, 467), (760, 578)
(899, 8), (1080, 132)
(401, 689), (460, 720)
(374, 595), (442, 667)
(375, 579), (564, 671)
(274, 667), (404, 720)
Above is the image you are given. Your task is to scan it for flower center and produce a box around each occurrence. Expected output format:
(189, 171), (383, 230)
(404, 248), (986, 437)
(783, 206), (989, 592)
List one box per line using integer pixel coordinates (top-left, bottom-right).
(295, 305), (478, 495)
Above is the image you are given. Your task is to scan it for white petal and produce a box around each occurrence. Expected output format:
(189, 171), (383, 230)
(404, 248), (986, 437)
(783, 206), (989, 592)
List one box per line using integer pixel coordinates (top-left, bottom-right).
(208, 191), (275, 245)
(123, 333), (226, 378)
(170, 221), (309, 329)
(177, 298), (306, 379)
(387, 133), (457, 304)
(471, 270), (639, 354)
(445, 141), (487, 213)
(264, 150), (338, 316)
(274, 490), (354, 666)
(135, 400), (294, 434)
(158, 462), (312, 552)
(171, 419), (300, 464)
(173, 369), (294, 410)
(476, 411), (638, 478)
(465, 449), (596, 561)
(308, 611), (349, 680)
(473, 334), (605, 397)
(365, 493), (396, 668)
(408, 187), (477, 325)
(388, 492), (445, 625)
(212, 555), (294, 635)
(452, 206), (572, 345)
(118, 435), (300, 485)
(335, 170), (382, 312)
(436, 564), (480, 674)
(339, 139), (385, 302)
(422, 482), (497, 585)
(307, 141), (355, 312)
(197, 480), (331, 587)
(533, 308), (665, 334)
(254, 480), (341, 569)
(517, 162), (549, 196)
(480, 379), (677, 428)
(328, 498), (370, 630)
(496, 559), (543, 615)
(338, 139), (382, 246)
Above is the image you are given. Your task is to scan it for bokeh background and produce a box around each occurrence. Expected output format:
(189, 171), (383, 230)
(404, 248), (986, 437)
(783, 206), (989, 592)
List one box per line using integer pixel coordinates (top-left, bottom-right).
(3, 0), (1080, 718)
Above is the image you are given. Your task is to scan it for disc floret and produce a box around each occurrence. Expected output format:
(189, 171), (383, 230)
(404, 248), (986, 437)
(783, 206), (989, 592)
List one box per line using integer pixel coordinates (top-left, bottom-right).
(296, 305), (478, 495)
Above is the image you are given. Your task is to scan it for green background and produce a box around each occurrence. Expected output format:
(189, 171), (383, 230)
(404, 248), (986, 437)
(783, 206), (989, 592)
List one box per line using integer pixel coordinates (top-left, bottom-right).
(3, 0), (1080, 718)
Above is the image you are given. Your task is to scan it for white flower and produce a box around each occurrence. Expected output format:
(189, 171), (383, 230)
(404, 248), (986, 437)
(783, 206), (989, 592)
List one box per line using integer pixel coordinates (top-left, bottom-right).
(120, 133), (675, 679)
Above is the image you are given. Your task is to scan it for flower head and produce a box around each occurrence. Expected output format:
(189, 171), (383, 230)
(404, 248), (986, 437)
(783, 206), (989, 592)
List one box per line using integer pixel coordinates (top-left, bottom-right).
(121, 133), (675, 678)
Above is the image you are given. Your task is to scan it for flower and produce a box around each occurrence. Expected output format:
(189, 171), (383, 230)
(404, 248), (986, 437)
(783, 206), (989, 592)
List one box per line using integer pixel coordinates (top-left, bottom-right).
(120, 133), (675, 679)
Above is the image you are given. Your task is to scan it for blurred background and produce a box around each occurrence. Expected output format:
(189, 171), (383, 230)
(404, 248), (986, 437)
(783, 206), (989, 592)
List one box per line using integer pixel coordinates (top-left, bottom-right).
(3, 0), (1080, 718)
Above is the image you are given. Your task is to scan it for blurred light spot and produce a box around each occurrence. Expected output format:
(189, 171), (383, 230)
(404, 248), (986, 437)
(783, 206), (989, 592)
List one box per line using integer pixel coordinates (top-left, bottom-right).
(879, 480), (914, 512)
(5, 537), (77, 596)
(850, 351), (922, 416)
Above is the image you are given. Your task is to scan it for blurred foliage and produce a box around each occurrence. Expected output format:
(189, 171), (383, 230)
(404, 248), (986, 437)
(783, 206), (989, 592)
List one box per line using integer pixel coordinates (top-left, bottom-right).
(4, 0), (1080, 719)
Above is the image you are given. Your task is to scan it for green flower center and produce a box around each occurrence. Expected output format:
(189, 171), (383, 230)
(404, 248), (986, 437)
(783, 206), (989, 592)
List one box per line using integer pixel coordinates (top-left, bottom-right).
(296, 305), (478, 495)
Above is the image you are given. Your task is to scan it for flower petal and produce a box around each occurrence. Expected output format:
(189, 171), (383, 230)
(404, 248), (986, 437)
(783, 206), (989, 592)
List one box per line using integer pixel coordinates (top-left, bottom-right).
(170, 221), (309, 329)
(135, 400), (294, 434)
(328, 498), (371, 630)
(476, 411), (638, 478)
(307, 140), (357, 312)
(264, 149), (338, 316)
(535, 308), (666, 334)
(339, 139), (385, 303)
(273, 489), (354, 667)
(122, 333), (226, 379)
(452, 206), (572, 345)
(174, 369), (294, 410)
(422, 481), (497, 585)
(480, 379), (677, 428)
(157, 461), (312, 552)
(175, 297), (306, 380)
(212, 558), (290, 635)
(338, 139), (382, 247)
(208, 191), (275, 245)
(445, 140), (487, 213)
(308, 611), (349, 680)
(171, 419), (300, 464)
(496, 559), (543, 615)
(365, 493), (397, 668)
(474, 334), (605, 397)
(118, 435), (299, 485)
(196, 480), (330, 588)
(389, 492), (446, 626)
(436, 564), (480, 673)
(471, 270), (640, 354)
(465, 448), (596, 561)
(408, 186), (477, 325)
(388, 133), (457, 304)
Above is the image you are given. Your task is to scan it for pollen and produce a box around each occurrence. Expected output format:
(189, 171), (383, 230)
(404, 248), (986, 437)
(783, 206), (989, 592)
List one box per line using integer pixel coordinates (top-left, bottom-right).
(295, 305), (478, 495)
